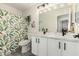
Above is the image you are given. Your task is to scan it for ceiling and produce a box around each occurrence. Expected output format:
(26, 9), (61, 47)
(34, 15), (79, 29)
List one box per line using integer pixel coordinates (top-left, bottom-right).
(4, 3), (72, 12)
(5, 3), (38, 11)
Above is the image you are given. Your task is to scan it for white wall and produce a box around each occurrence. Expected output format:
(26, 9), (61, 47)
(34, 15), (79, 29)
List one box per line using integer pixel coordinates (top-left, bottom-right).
(23, 6), (39, 33)
(0, 4), (22, 16)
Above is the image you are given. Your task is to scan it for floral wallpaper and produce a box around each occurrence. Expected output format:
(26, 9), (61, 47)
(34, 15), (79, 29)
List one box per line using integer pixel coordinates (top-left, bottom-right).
(0, 9), (28, 56)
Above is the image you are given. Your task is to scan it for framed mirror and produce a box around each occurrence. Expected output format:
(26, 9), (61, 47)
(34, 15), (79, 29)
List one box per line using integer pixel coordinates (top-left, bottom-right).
(39, 3), (72, 33)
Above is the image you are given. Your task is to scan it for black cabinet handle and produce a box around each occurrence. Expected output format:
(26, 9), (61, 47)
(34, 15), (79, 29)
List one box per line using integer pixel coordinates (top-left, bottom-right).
(38, 38), (40, 43)
(64, 43), (66, 50)
(36, 38), (37, 43)
(59, 42), (61, 49)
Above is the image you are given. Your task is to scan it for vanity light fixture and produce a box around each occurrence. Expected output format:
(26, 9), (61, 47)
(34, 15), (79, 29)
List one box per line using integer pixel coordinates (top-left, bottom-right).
(38, 3), (71, 10)
(39, 3), (57, 10)
(37, 3), (48, 9)
(38, 3), (70, 14)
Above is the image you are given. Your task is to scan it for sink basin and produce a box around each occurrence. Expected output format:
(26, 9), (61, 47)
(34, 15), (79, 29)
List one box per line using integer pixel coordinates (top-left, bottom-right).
(45, 32), (76, 40)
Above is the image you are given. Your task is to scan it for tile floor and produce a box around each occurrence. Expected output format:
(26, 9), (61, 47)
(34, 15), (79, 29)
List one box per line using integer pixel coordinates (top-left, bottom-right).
(6, 46), (35, 56)
(7, 51), (35, 56)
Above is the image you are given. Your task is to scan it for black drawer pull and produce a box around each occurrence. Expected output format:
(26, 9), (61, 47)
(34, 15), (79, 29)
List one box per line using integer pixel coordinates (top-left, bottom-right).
(38, 38), (40, 43)
(59, 42), (61, 49)
(36, 38), (37, 43)
(64, 43), (66, 50)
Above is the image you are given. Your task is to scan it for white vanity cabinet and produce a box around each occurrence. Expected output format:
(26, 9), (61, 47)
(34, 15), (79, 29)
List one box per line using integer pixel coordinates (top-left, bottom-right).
(48, 39), (79, 56)
(38, 38), (47, 56)
(48, 39), (62, 56)
(31, 37), (38, 55)
(62, 41), (79, 56)
(31, 36), (47, 56)
(31, 36), (79, 56)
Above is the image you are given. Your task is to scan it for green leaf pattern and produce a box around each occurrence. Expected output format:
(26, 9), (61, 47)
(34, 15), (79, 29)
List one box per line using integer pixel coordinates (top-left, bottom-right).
(0, 9), (28, 56)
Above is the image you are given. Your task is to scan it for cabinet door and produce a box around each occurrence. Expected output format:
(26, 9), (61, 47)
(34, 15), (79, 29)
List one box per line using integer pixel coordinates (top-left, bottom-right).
(38, 38), (47, 56)
(48, 39), (61, 56)
(62, 41), (79, 56)
(31, 37), (38, 55)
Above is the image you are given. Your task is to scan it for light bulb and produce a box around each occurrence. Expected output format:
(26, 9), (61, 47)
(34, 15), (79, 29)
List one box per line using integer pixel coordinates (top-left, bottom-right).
(39, 11), (43, 14)
(43, 9), (47, 13)
(47, 8), (51, 11)
(78, 24), (79, 26)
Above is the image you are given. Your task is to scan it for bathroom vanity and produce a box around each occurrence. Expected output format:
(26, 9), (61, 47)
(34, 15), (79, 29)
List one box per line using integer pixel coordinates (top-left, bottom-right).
(31, 33), (79, 56)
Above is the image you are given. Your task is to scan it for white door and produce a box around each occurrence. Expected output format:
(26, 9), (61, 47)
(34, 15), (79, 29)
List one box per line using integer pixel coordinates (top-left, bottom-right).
(31, 37), (38, 55)
(38, 38), (47, 56)
(62, 41), (79, 56)
(48, 39), (62, 56)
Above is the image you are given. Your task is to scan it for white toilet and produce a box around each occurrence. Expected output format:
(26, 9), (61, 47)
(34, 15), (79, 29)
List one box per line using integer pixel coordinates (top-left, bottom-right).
(19, 40), (30, 53)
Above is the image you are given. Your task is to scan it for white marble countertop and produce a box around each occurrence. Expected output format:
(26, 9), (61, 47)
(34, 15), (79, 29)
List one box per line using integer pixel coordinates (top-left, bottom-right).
(28, 32), (79, 43)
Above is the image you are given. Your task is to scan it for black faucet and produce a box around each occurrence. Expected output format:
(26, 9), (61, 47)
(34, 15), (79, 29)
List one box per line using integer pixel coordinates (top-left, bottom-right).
(62, 28), (67, 36)
(74, 34), (79, 38)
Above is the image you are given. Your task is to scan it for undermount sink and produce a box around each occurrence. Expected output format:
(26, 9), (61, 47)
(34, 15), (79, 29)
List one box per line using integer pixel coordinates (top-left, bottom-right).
(45, 32), (76, 40)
